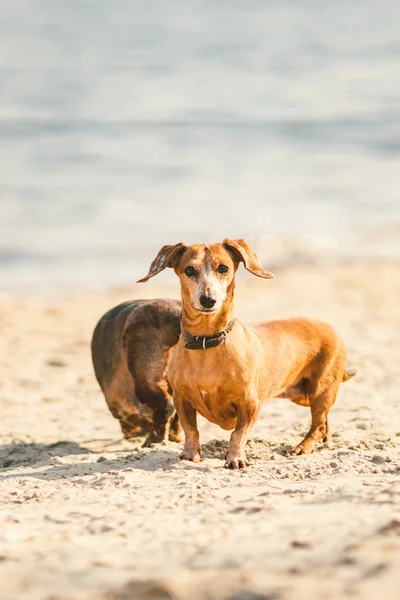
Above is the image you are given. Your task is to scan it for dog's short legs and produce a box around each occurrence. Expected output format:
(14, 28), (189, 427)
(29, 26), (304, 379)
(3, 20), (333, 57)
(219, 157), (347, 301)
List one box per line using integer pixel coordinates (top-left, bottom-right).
(174, 395), (201, 463)
(290, 387), (337, 455)
(125, 326), (179, 446)
(323, 415), (330, 443)
(143, 404), (175, 447)
(225, 399), (260, 469)
(119, 412), (152, 439)
(102, 384), (152, 439)
(169, 412), (184, 443)
(136, 384), (175, 447)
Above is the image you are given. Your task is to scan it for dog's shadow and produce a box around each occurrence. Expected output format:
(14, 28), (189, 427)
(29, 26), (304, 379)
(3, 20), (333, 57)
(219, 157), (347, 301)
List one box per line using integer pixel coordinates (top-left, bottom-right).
(0, 437), (292, 482)
(0, 440), (90, 470)
(0, 439), (197, 481)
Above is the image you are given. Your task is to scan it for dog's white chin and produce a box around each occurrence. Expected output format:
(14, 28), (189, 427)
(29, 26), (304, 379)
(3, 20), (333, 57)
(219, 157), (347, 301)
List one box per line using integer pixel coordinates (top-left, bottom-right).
(194, 305), (222, 314)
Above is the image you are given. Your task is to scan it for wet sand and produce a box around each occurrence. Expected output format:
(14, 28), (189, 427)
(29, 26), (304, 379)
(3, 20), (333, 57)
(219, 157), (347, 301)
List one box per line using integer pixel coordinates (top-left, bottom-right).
(0, 261), (399, 600)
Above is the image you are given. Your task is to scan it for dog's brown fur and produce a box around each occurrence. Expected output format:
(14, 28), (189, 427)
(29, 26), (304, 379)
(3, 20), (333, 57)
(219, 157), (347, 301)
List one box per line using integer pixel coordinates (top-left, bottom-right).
(91, 299), (183, 446)
(138, 239), (357, 468)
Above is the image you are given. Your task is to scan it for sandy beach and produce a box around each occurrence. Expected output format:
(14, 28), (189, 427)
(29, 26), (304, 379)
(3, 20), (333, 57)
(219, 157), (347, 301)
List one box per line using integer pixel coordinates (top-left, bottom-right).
(0, 261), (399, 600)
(1, 3), (399, 598)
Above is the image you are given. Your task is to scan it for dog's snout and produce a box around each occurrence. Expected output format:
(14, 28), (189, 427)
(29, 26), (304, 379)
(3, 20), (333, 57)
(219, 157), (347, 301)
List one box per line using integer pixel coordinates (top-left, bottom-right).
(199, 295), (216, 309)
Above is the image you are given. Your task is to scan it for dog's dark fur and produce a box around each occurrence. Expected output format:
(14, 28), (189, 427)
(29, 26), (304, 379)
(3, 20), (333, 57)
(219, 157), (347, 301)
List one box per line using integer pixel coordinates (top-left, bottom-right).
(91, 299), (182, 446)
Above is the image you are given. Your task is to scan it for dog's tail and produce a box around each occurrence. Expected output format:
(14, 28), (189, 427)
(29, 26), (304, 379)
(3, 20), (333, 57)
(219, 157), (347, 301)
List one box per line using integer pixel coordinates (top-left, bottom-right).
(343, 367), (357, 382)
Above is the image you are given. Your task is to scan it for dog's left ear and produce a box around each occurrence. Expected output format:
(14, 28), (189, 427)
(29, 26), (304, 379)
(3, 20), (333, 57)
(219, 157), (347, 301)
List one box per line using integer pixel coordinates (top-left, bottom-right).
(223, 238), (274, 279)
(137, 242), (186, 283)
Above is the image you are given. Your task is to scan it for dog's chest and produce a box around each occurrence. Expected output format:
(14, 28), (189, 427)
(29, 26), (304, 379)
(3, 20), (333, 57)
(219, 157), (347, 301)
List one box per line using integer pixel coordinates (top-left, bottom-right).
(168, 340), (257, 428)
(173, 356), (243, 429)
(189, 384), (237, 429)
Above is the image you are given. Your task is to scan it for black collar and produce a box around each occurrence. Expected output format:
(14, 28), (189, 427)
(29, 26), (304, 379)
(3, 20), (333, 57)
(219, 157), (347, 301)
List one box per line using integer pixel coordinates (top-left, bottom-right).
(181, 319), (235, 350)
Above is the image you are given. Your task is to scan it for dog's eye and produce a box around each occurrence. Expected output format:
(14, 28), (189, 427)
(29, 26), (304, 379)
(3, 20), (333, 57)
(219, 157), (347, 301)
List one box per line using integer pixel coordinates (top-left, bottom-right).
(217, 264), (228, 274)
(184, 266), (196, 277)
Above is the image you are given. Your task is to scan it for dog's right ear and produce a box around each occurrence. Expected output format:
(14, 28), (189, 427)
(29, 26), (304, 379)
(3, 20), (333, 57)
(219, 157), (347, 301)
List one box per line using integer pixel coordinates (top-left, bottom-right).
(137, 243), (187, 283)
(223, 238), (274, 279)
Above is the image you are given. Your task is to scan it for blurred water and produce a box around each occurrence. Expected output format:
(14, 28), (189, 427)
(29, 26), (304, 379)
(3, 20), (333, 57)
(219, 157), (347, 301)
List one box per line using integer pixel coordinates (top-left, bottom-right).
(1, 0), (400, 293)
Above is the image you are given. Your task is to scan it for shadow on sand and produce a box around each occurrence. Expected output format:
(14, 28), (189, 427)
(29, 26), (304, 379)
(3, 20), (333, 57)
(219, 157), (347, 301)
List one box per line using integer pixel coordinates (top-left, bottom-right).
(0, 439), (205, 481)
(0, 437), (293, 482)
(0, 440), (90, 469)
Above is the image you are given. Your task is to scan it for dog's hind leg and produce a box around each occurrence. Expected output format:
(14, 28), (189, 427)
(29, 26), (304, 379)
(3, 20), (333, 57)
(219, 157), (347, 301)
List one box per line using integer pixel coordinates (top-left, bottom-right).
(323, 415), (331, 443)
(123, 305), (181, 447)
(130, 377), (176, 447)
(169, 412), (184, 443)
(289, 385), (338, 456)
(102, 367), (153, 439)
(278, 378), (310, 407)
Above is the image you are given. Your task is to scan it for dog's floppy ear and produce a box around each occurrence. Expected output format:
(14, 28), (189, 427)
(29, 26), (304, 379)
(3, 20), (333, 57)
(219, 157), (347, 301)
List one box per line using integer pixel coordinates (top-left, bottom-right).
(223, 238), (274, 279)
(137, 242), (186, 283)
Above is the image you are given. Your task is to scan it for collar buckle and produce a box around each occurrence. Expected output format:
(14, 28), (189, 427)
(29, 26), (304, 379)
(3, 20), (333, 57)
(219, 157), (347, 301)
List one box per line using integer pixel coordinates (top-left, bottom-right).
(182, 320), (235, 351)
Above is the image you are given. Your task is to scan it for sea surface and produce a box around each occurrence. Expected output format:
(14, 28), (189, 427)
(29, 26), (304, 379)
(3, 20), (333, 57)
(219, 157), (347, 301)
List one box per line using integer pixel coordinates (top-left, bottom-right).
(1, 1), (399, 294)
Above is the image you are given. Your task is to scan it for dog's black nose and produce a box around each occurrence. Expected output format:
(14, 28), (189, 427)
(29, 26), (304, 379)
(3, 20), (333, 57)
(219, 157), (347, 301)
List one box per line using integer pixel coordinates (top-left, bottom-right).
(199, 295), (216, 309)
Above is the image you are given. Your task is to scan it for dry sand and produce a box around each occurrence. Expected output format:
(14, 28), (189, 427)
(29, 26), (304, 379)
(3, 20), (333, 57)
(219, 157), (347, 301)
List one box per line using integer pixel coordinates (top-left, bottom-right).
(0, 262), (399, 600)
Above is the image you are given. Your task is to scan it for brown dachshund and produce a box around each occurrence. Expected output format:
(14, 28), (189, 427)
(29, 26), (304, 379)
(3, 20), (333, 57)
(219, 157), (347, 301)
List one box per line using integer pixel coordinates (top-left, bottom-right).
(91, 299), (183, 446)
(138, 239), (357, 468)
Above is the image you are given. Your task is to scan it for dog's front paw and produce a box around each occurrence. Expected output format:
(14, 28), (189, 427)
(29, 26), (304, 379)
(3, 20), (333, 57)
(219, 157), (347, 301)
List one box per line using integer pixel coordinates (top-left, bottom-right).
(180, 449), (201, 463)
(289, 445), (304, 456)
(289, 440), (316, 456)
(224, 456), (248, 470)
